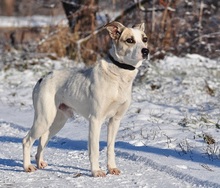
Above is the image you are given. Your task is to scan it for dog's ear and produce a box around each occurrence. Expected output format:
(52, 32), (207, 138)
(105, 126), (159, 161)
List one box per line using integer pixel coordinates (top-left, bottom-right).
(132, 23), (145, 32)
(105, 21), (125, 40)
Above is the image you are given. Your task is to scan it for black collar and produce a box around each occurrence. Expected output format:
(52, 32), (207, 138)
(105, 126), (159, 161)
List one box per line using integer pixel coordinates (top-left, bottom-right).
(108, 54), (136, 71)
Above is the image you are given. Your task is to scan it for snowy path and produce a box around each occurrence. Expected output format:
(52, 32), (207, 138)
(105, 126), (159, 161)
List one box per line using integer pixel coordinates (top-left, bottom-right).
(0, 106), (219, 188)
(0, 119), (193, 188)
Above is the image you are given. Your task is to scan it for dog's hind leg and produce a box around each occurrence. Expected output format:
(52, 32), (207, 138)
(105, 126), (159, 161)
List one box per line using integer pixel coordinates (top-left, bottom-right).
(23, 99), (57, 172)
(35, 111), (68, 169)
(22, 131), (37, 172)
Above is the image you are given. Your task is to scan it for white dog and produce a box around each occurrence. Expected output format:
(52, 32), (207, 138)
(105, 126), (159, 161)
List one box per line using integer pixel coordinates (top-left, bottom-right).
(22, 21), (149, 177)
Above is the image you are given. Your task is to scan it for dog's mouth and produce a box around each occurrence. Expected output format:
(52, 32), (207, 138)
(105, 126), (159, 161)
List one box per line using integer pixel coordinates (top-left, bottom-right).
(126, 48), (149, 62)
(126, 53), (148, 63)
(122, 56), (147, 69)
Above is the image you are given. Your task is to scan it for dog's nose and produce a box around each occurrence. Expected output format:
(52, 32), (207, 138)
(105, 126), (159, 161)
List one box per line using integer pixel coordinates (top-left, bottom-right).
(141, 48), (149, 58)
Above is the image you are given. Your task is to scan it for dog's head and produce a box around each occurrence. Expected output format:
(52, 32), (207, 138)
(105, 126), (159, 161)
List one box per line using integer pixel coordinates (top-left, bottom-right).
(105, 21), (149, 68)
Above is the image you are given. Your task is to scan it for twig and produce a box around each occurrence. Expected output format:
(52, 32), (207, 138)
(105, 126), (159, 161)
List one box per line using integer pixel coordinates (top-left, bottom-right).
(161, 1), (171, 30)
(137, 0), (146, 11)
(200, 164), (214, 172)
(75, 26), (104, 63)
(113, 0), (157, 21)
(152, 0), (156, 32)
(198, 0), (204, 42)
(190, 32), (220, 44)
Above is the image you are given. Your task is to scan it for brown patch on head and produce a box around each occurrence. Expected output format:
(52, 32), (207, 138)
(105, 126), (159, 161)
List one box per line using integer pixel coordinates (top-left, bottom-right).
(118, 28), (148, 46)
(119, 28), (135, 43)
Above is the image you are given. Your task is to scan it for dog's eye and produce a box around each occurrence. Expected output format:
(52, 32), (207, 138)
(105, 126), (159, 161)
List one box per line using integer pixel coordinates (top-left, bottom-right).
(126, 38), (135, 44)
(143, 37), (148, 43)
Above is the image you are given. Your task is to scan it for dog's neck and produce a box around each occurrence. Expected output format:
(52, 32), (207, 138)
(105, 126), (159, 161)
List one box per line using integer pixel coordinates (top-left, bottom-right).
(108, 54), (136, 71)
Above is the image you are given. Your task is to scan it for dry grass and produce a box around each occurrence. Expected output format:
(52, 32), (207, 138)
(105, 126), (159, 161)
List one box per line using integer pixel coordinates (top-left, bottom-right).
(37, 25), (109, 65)
(38, 26), (75, 58)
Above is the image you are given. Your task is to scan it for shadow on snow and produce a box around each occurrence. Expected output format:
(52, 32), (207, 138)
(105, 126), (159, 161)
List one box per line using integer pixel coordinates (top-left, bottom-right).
(0, 135), (220, 170)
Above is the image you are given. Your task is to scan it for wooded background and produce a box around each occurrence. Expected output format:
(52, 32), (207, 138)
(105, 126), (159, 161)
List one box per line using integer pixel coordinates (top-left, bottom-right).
(0, 0), (219, 65)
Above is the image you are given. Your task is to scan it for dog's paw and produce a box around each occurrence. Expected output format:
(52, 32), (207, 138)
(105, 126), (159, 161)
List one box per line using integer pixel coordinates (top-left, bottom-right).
(108, 168), (121, 175)
(92, 170), (106, 177)
(24, 165), (37, 172)
(37, 161), (48, 169)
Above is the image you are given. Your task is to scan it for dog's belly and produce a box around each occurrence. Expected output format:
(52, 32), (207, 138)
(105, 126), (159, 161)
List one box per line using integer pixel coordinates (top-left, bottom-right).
(69, 99), (92, 119)
(61, 95), (127, 120)
(58, 100), (91, 119)
(59, 88), (129, 120)
(59, 92), (92, 120)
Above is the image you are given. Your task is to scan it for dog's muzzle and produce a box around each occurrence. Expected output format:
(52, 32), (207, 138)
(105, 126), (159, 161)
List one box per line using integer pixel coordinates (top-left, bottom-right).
(141, 48), (149, 59)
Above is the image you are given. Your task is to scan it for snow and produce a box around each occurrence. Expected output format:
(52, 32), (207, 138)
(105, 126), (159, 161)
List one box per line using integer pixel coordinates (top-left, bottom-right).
(0, 54), (220, 187)
(0, 15), (68, 27)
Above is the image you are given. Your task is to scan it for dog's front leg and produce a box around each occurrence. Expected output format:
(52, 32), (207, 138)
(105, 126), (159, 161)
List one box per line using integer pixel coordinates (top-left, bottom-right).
(107, 117), (121, 175)
(89, 116), (106, 177)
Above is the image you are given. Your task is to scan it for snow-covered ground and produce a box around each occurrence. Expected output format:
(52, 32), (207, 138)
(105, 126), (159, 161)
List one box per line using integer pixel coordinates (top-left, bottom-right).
(0, 54), (220, 187)
(0, 15), (68, 28)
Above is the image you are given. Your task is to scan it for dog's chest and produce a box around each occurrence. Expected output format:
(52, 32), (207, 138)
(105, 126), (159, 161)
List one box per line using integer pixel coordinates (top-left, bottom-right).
(92, 62), (136, 117)
(110, 82), (131, 101)
(97, 79), (132, 118)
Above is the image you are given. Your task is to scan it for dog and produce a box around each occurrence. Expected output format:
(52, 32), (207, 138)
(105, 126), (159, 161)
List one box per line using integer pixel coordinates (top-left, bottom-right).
(22, 21), (149, 177)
